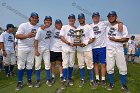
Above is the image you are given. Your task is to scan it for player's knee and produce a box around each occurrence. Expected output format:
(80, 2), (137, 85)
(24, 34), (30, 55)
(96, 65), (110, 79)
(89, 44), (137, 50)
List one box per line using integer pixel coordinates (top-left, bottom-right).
(119, 69), (127, 75)
(107, 69), (114, 74)
(45, 64), (51, 70)
(18, 65), (25, 69)
(120, 71), (127, 75)
(26, 65), (33, 69)
(87, 65), (93, 69)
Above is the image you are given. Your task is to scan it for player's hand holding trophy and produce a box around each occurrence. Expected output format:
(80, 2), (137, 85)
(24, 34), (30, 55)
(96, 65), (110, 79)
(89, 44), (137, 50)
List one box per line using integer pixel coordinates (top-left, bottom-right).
(73, 29), (84, 47)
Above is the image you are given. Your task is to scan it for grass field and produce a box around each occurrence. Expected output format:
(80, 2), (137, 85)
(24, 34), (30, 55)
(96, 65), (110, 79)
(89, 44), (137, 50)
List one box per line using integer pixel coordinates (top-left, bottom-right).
(0, 63), (140, 93)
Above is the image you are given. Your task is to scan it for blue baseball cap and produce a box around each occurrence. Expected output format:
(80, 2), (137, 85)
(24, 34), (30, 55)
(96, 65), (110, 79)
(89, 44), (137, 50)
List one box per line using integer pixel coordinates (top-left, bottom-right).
(78, 13), (85, 19)
(55, 19), (62, 24)
(30, 12), (39, 18)
(92, 12), (100, 17)
(68, 14), (75, 19)
(44, 16), (52, 21)
(6, 24), (15, 30)
(107, 11), (117, 17)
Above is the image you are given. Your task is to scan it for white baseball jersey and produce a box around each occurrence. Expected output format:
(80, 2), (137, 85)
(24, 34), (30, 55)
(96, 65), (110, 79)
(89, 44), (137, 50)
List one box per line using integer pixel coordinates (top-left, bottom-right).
(50, 29), (63, 52)
(35, 26), (54, 49)
(0, 31), (15, 53)
(128, 39), (137, 49)
(77, 24), (95, 52)
(16, 22), (39, 50)
(106, 24), (129, 50)
(90, 21), (109, 48)
(59, 25), (76, 52)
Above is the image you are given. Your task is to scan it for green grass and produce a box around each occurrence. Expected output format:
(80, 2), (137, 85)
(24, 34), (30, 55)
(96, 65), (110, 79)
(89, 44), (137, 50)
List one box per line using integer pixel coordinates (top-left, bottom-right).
(0, 63), (140, 93)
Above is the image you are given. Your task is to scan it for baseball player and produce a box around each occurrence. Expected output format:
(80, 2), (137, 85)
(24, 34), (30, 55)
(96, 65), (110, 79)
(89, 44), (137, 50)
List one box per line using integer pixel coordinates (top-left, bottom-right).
(0, 24), (16, 77)
(59, 14), (76, 90)
(34, 16), (54, 88)
(50, 19), (63, 83)
(126, 35), (138, 63)
(76, 13), (96, 89)
(106, 11), (130, 93)
(90, 12), (123, 86)
(15, 12), (39, 90)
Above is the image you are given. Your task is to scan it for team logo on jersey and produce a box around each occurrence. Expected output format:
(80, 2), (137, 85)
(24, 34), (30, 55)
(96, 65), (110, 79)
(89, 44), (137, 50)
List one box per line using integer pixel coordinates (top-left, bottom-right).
(54, 32), (60, 39)
(8, 36), (14, 42)
(67, 29), (75, 37)
(131, 41), (134, 44)
(31, 29), (37, 33)
(93, 26), (101, 35)
(45, 30), (52, 39)
(108, 27), (116, 36)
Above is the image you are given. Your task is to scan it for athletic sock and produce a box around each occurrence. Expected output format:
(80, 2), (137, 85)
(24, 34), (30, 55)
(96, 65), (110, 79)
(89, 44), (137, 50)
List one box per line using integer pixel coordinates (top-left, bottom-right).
(108, 74), (114, 84)
(88, 69), (94, 81)
(26, 69), (33, 81)
(96, 75), (99, 80)
(18, 69), (24, 82)
(10, 65), (14, 73)
(4, 66), (9, 74)
(102, 76), (105, 81)
(68, 67), (73, 80)
(60, 73), (63, 77)
(62, 68), (67, 81)
(80, 68), (85, 80)
(120, 74), (126, 85)
(0, 63), (2, 70)
(36, 70), (40, 81)
(46, 69), (51, 80)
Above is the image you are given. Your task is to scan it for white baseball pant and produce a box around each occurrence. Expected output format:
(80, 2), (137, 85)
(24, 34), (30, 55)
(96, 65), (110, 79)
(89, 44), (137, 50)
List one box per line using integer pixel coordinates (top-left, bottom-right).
(62, 51), (75, 69)
(77, 51), (93, 69)
(3, 50), (16, 66)
(106, 48), (127, 75)
(17, 48), (34, 70)
(35, 47), (50, 70)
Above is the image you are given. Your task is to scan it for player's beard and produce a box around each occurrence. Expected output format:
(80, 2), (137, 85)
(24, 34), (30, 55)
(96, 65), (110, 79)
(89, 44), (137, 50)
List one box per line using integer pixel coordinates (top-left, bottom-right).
(109, 20), (117, 25)
(80, 20), (85, 26)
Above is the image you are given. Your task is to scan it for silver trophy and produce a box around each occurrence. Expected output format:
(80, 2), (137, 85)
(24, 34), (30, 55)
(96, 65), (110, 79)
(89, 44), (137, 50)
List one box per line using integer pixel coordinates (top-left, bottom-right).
(74, 29), (83, 46)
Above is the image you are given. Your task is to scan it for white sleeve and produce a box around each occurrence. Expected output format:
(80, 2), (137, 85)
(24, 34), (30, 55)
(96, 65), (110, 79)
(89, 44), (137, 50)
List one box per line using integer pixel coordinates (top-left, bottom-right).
(0, 33), (4, 42)
(122, 25), (129, 38)
(83, 26), (95, 45)
(16, 23), (25, 34)
(59, 26), (65, 36)
(89, 26), (95, 39)
(35, 28), (41, 40)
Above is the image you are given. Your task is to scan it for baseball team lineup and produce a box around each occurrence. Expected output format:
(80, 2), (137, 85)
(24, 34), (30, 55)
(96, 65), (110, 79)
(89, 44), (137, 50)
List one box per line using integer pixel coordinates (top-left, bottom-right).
(0, 11), (131, 93)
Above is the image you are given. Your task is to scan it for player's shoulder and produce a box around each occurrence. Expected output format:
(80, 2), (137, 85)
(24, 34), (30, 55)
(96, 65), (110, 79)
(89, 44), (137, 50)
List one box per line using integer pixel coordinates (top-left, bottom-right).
(0, 31), (7, 36)
(19, 22), (29, 27)
(61, 25), (69, 30)
(85, 24), (93, 29)
(62, 25), (69, 28)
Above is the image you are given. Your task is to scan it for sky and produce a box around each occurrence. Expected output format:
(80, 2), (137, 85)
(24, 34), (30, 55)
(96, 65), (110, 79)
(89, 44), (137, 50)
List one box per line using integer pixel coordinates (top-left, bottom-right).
(0, 0), (140, 34)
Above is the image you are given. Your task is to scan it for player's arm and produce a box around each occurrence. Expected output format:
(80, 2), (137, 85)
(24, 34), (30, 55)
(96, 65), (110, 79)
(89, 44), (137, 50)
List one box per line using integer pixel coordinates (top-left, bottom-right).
(60, 36), (74, 47)
(59, 26), (74, 47)
(81, 26), (95, 47)
(34, 39), (40, 56)
(15, 32), (35, 39)
(15, 24), (35, 39)
(34, 28), (41, 56)
(0, 42), (7, 57)
(104, 20), (123, 31)
(0, 34), (7, 57)
(80, 38), (95, 47)
(109, 36), (129, 43)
